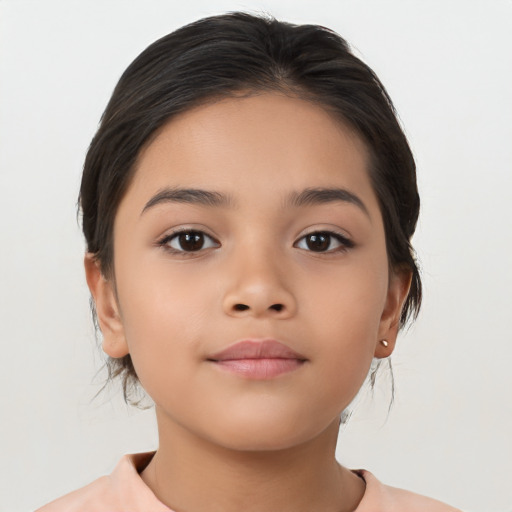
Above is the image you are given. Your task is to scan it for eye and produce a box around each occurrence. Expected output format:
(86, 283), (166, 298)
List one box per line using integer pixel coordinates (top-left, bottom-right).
(159, 230), (219, 253)
(295, 231), (354, 253)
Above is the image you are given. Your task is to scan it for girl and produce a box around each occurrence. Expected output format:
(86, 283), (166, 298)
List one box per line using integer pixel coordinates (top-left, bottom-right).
(36, 11), (462, 511)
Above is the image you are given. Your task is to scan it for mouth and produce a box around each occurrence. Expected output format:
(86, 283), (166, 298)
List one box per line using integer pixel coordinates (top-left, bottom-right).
(207, 339), (307, 379)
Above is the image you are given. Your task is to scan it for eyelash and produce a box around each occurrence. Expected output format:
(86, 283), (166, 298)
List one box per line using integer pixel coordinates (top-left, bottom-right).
(157, 229), (220, 256)
(156, 229), (354, 257)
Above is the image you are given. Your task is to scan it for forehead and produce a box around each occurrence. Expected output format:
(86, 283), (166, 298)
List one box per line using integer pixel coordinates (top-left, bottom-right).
(121, 93), (379, 216)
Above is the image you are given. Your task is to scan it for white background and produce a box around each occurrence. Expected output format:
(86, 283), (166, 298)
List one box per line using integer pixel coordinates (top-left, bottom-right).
(1, 1), (511, 511)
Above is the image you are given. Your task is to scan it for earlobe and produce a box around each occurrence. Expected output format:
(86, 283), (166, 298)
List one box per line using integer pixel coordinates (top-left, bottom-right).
(374, 268), (412, 359)
(84, 253), (129, 358)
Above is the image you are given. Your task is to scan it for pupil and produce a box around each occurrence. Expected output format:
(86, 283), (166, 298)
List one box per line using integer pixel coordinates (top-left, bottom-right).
(307, 233), (329, 251)
(179, 232), (203, 251)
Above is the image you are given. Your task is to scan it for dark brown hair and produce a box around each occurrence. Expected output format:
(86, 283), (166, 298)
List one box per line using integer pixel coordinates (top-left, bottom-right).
(80, 11), (421, 407)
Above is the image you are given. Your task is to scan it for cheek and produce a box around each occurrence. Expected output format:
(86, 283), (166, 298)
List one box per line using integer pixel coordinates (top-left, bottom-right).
(114, 257), (215, 392)
(302, 257), (388, 388)
(305, 251), (388, 334)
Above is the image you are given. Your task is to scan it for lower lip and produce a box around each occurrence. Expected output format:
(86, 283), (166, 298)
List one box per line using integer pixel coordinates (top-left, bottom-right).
(211, 358), (305, 379)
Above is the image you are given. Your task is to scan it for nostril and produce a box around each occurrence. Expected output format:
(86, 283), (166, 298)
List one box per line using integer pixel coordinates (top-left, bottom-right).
(231, 303), (285, 313)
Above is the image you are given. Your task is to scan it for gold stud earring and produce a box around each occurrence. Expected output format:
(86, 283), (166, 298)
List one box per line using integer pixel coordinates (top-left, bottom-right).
(380, 339), (389, 347)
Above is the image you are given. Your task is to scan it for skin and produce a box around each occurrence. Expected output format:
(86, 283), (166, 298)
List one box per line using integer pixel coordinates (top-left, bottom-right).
(85, 93), (411, 512)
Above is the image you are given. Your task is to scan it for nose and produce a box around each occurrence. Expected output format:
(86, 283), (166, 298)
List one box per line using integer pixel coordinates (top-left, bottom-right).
(222, 246), (297, 319)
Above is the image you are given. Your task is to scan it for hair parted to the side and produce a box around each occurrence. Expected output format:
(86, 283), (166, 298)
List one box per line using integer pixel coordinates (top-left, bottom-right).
(80, 11), (421, 408)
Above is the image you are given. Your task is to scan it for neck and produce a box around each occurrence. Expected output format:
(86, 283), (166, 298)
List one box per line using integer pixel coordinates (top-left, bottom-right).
(140, 408), (365, 512)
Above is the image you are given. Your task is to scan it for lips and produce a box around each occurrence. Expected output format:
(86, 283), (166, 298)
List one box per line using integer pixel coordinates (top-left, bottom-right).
(207, 339), (307, 379)
(208, 339), (307, 361)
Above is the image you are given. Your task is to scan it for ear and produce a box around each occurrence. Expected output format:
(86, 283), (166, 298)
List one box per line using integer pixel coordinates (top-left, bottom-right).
(374, 267), (412, 359)
(84, 253), (129, 358)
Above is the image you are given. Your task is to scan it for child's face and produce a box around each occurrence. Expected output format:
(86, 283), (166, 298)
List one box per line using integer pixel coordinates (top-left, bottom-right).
(90, 93), (408, 450)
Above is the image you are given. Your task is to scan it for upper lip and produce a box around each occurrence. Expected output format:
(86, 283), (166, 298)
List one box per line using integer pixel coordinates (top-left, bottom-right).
(208, 339), (307, 361)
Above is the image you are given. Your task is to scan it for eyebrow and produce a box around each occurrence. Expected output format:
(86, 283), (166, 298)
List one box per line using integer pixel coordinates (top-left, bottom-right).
(141, 186), (369, 218)
(141, 187), (235, 214)
(288, 187), (369, 217)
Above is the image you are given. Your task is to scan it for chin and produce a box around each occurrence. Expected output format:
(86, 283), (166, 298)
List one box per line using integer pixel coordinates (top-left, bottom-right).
(204, 415), (327, 453)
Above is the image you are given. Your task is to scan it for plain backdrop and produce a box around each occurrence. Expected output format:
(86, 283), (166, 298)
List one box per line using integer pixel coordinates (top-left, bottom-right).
(1, 1), (511, 511)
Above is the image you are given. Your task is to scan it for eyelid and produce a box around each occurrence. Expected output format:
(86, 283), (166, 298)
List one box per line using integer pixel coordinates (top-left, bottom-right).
(294, 229), (355, 253)
(156, 227), (220, 254)
(155, 225), (354, 256)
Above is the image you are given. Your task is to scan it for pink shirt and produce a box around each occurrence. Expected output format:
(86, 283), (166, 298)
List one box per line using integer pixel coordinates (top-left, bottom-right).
(35, 452), (462, 511)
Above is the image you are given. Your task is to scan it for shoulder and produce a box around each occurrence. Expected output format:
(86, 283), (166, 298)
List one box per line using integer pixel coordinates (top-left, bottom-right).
(354, 469), (463, 512)
(35, 452), (172, 512)
(34, 475), (115, 512)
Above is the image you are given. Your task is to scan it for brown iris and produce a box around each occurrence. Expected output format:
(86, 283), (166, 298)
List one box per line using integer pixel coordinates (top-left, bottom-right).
(178, 231), (205, 251)
(305, 232), (331, 252)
